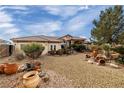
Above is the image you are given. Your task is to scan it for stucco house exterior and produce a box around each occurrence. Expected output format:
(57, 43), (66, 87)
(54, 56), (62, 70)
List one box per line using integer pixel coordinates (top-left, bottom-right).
(11, 34), (86, 55)
(59, 34), (86, 47)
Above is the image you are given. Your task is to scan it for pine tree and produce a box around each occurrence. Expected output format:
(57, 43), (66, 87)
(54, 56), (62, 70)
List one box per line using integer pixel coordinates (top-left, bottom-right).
(91, 6), (124, 45)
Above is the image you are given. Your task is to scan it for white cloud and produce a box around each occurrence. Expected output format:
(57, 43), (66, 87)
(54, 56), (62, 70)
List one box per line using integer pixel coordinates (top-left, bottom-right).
(79, 36), (86, 39)
(26, 21), (62, 36)
(41, 6), (88, 19)
(62, 6), (111, 33)
(4, 28), (20, 34)
(0, 6), (28, 11)
(62, 14), (87, 33)
(0, 11), (12, 22)
(0, 9), (20, 40)
(0, 23), (14, 28)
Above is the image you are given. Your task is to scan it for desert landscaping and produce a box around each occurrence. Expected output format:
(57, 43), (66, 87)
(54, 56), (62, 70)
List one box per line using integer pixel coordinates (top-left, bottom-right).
(1, 53), (124, 88)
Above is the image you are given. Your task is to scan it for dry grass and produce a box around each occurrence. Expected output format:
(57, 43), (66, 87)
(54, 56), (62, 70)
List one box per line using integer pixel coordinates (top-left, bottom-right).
(1, 53), (124, 88)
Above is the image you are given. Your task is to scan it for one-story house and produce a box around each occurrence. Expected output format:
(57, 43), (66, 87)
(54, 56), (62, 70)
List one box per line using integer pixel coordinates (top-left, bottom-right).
(11, 34), (86, 55)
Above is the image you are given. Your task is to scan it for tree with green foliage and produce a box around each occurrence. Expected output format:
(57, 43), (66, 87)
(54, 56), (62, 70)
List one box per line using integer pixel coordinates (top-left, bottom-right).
(22, 43), (45, 59)
(91, 6), (124, 45)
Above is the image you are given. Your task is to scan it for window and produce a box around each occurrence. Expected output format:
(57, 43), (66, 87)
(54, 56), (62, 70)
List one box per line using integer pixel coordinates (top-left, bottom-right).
(54, 45), (56, 51)
(61, 45), (64, 49)
(20, 44), (25, 50)
(50, 45), (53, 51)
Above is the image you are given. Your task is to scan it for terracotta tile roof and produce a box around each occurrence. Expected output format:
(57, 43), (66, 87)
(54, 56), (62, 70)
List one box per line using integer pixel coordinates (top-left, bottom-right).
(59, 34), (86, 40)
(11, 35), (62, 42)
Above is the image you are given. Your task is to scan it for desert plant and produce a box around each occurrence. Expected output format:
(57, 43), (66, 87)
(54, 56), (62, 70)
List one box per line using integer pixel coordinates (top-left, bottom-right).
(90, 44), (101, 51)
(56, 49), (64, 55)
(22, 43), (45, 59)
(115, 55), (124, 64)
(111, 46), (124, 55)
(101, 43), (111, 57)
(71, 44), (86, 52)
(48, 50), (56, 55)
(111, 46), (124, 64)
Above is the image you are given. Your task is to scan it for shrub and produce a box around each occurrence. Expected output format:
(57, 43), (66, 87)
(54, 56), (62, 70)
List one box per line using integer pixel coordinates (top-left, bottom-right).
(90, 45), (99, 51)
(101, 43), (111, 51)
(15, 53), (25, 60)
(71, 44), (86, 52)
(112, 46), (124, 64)
(111, 46), (124, 55)
(22, 43), (45, 53)
(101, 43), (111, 57)
(115, 55), (124, 64)
(22, 43), (45, 59)
(56, 49), (64, 55)
(48, 50), (56, 55)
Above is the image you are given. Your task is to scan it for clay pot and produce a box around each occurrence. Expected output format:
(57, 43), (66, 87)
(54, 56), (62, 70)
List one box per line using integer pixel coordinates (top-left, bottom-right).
(4, 63), (18, 75)
(98, 59), (106, 66)
(86, 54), (91, 58)
(0, 64), (5, 74)
(23, 71), (40, 88)
(92, 50), (98, 58)
(33, 61), (41, 72)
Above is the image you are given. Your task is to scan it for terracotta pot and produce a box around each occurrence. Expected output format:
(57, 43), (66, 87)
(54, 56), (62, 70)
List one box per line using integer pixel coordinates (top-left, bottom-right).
(92, 50), (98, 58)
(4, 63), (18, 75)
(0, 64), (4, 74)
(23, 71), (40, 88)
(98, 59), (106, 65)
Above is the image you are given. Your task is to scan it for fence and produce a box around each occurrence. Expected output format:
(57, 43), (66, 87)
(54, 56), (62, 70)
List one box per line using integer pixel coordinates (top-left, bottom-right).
(0, 44), (10, 58)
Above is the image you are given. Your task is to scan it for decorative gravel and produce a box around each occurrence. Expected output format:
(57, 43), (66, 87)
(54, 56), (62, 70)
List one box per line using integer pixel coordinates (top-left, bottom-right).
(0, 70), (73, 88)
(42, 53), (124, 88)
(1, 53), (124, 88)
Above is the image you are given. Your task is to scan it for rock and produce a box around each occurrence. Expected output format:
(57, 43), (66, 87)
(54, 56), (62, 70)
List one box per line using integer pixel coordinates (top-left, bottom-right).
(87, 58), (94, 64)
(18, 64), (27, 72)
(18, 62), (42, 72)
(109, 63), (119, 68)
(42, 73), (49, 83)
(39, 71), (46, 78)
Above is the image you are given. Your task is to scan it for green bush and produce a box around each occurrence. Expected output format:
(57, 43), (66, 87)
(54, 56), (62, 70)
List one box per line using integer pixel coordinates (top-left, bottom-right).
(22, 43), (45, 53)
(101, 43), (111, 57)
(90, 44), (101, 51)
(112, 46), (124, 64)
(22, 43), (45, 59)
(71, 44), (86, 52)
(48, 50), (56, 55)
(101, 43), (111, 51)
(56, 49), (64, 55)
(111, 46), (124, 55)
(116, 55), (124, 64)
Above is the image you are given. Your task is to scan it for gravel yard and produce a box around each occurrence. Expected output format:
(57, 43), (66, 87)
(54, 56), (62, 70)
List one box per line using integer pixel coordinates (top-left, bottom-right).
(1, 53), (124, 88)
(42, 53), (124, 88)
(0, 70), (73, 88)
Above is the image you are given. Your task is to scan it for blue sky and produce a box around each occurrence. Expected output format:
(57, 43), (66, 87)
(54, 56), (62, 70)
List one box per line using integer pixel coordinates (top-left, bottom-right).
(0, 5), (115, 41)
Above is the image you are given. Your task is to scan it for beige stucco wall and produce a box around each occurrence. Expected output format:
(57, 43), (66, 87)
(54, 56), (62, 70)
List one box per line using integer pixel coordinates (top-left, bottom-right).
(13, 41), (62, 55)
